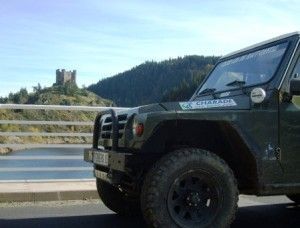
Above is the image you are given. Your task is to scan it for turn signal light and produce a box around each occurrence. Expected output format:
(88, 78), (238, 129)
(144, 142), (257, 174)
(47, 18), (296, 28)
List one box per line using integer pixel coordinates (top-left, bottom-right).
(135, 123), (144, 137)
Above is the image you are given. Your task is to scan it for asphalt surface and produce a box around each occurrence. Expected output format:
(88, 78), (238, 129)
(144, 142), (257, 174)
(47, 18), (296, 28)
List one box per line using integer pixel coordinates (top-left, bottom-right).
(0, 195), (299, 228)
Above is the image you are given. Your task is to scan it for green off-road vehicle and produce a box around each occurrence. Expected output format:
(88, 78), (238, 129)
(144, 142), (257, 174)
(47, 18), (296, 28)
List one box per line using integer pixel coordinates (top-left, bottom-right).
(84, 32), (300, 227)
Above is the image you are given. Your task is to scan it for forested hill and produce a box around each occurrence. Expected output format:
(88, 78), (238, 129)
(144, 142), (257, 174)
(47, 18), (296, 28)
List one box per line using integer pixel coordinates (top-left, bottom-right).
(0, 83), (112, 106)
(88, 55), (219, 107)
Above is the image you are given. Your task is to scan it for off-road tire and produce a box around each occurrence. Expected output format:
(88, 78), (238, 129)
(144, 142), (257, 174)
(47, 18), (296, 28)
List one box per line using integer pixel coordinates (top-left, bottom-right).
(141, 148), (239, 228)
(287, 194), (300, 204)
(96, 178), (141, 216)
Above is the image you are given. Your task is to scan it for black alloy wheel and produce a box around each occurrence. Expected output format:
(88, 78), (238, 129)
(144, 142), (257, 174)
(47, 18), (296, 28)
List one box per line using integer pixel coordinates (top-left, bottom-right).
(167, 170), (222, 227)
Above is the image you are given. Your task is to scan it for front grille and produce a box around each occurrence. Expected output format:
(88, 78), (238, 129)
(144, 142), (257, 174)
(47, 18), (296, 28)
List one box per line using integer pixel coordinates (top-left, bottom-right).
(101, 114), (128, 139)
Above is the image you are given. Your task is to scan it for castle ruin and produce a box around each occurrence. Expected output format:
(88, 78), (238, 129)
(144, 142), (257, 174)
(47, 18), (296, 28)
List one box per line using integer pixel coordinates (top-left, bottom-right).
(56, 69), (77, 85)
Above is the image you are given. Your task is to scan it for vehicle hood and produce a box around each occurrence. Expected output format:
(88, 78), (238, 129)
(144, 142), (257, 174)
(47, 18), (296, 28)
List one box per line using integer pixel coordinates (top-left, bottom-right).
(130, 95), (251, 114)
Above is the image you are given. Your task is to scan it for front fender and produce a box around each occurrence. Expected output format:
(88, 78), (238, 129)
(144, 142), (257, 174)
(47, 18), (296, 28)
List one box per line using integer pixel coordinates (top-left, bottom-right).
(128, 111), (177, 150)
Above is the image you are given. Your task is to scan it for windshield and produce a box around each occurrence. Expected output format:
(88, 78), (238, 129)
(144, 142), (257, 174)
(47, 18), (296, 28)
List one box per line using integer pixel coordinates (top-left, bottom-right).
(198, 42), (289, 94)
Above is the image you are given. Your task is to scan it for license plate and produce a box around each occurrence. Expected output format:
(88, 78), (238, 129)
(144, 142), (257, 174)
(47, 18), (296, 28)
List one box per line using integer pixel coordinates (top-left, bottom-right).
(94, 170), (110, 182)
(93, 152), (109, 166)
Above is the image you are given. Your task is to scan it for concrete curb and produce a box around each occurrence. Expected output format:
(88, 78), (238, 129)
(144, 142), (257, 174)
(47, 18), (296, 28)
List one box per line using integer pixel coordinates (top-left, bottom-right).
(0, 190), (99, 203)
(0, 180), (99, 203)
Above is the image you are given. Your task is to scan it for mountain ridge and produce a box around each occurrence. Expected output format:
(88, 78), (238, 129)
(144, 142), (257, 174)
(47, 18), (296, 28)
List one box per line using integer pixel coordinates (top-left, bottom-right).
(88, 55), (219, 107)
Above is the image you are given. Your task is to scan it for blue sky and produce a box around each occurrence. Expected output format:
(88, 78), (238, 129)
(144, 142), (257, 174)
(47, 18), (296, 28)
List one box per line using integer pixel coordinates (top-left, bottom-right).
(0, 0), (299, 97)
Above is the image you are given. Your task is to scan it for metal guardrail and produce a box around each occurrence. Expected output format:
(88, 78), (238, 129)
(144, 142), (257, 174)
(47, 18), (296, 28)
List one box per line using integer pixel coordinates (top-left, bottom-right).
(0, 143), (91, 149)
(0, 104), (127, 111)
(0, 104), (128, 149)
(0, 104), (129, 181)
(0, 120), (94, 126)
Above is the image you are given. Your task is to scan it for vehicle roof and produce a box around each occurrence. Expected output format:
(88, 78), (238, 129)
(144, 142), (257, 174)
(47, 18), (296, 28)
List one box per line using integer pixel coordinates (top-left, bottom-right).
(221, 31), (300, 60)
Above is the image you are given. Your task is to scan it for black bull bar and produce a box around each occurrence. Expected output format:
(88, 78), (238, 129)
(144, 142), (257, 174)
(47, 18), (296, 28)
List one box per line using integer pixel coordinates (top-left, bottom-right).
(92, 109), (119, 150)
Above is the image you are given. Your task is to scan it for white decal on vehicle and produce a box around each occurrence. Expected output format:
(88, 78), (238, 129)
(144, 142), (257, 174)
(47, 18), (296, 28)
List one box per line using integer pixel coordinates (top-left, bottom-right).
(179, 99), (237, 110)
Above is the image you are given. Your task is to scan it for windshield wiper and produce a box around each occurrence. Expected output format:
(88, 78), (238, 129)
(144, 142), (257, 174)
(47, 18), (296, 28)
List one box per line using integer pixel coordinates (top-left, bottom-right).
(198, 88), (216, 95)
(226, 80), (246, 87)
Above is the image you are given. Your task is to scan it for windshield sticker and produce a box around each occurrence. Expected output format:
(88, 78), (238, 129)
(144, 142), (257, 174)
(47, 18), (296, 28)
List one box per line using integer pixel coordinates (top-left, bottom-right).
(220, 92), (230, 98)
(219, 43), (286, 67)
(180, 99), (237, 110)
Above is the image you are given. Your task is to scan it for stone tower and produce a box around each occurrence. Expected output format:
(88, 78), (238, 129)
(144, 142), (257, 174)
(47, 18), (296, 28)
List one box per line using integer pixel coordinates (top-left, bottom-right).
(56, 69), (77, 85)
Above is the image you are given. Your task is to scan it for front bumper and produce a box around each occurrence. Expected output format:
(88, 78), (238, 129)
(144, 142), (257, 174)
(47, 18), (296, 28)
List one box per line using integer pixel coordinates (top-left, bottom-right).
(84, 148), (131, 172)
(84, 148), (133, 183)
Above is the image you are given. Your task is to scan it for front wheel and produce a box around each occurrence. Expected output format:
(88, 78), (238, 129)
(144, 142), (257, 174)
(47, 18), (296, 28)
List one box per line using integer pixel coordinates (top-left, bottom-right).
(141, 148), (239, 228)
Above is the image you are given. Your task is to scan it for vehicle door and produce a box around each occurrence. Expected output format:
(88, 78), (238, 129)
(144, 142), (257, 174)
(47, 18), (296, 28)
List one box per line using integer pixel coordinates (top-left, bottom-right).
(280, 53), (300, 181)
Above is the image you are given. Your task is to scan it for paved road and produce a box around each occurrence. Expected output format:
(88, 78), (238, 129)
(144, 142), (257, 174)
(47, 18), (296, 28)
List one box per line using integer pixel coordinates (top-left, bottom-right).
(0, 195), (299, 228)
(0, 148), (93, 181)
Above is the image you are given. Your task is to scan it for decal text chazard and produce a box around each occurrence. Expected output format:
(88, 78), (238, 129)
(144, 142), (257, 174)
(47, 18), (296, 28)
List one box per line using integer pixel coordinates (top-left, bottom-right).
(180, 99), (237, 110)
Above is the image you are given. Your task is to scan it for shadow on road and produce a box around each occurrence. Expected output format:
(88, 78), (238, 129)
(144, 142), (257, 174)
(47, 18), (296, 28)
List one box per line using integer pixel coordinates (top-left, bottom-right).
(0, 203), (299, 228)
(0, 214), (146, 228)
(233, 203), (299, 228)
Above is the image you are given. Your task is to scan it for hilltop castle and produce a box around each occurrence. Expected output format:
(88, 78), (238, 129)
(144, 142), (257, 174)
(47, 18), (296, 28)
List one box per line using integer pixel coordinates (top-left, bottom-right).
(56, 69), (77, 85)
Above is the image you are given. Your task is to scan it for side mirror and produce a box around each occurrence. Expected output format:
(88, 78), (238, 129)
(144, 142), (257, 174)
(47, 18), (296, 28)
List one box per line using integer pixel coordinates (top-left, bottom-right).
(290, 79), (300, 96)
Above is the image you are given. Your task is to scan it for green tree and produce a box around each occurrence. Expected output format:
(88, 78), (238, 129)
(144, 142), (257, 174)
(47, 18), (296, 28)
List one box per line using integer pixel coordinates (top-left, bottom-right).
(33, 83), (42, 93)
(88, 55), (219, 106)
